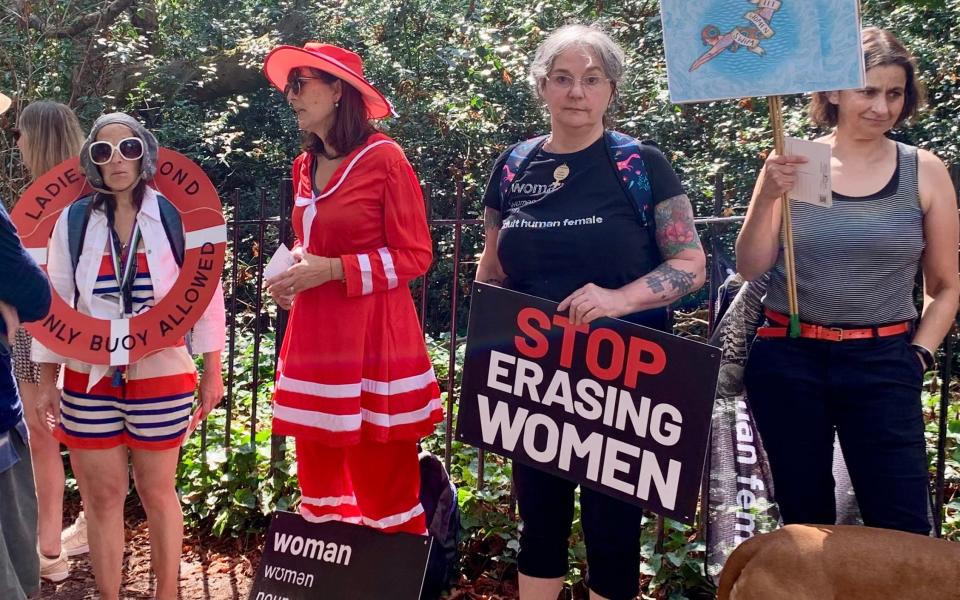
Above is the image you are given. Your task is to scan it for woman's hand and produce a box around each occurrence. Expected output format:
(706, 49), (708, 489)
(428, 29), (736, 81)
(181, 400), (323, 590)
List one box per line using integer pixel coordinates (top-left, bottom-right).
(197, 355), (224, 419)
(558, 283), (629, 325)
(0, 301), (19, 346)
(36, 380), (61, 431)
(265, 252), (339, 309)
(754, 152), (808, 205)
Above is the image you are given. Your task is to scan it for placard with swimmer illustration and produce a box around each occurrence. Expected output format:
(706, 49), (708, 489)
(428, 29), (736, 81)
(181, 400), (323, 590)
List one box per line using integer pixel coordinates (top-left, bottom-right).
(660, 0), (865, 103)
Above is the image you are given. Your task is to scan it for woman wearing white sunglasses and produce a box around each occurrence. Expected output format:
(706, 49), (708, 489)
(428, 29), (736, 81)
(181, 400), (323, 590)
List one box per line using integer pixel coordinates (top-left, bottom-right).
(32, 113), (225, 600)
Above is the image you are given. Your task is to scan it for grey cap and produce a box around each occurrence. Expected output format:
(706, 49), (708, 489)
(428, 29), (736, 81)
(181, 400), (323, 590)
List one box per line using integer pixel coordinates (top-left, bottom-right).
(79, 112), (159, 190)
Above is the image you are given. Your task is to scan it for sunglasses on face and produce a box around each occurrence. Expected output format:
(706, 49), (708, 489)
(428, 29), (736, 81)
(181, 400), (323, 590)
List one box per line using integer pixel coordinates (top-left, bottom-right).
(89, 137), (144, 165)
(283, 76), (323, 97)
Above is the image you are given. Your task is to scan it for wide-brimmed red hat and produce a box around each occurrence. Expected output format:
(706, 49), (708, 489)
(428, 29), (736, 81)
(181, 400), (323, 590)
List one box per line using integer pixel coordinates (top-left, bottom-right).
(263, 42), (395, 119)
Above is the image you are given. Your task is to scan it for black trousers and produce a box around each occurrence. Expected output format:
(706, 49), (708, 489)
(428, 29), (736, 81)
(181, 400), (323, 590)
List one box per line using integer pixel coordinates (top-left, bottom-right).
(744, 332), (930, 534)
(513, 460), (644, 600)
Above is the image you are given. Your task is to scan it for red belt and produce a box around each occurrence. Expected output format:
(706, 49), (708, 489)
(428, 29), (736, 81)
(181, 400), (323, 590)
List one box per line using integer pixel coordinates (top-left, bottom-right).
(757, 309), (910, 342)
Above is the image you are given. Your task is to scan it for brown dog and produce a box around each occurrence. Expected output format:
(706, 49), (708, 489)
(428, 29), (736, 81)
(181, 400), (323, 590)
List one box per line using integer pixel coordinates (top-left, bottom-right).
(717, 524), (960, 600)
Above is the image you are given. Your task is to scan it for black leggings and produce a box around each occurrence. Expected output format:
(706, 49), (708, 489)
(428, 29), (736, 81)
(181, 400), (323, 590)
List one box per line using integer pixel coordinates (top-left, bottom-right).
(513, 461), (644, 600)
(744, 333), (930, 534)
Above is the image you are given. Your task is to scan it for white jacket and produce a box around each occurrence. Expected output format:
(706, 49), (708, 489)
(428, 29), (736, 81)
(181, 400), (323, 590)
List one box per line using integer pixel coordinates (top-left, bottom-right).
(32, 187), (226, 388)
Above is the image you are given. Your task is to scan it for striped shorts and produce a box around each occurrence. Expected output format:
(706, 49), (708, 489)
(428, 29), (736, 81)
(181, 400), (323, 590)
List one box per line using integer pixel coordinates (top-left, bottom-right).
(56, 347), (198, 451)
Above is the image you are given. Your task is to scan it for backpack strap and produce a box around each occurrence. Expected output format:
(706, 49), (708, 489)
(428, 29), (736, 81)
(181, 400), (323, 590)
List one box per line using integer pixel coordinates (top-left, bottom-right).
(156, 194), (185, 267)
(66, 193), (186, 308)
(604, 130), (663, 262)
(498, 135), (549, 209)
(604, 130), (656, 227)
(67, 196), (95, 274)
(67, 196), (97, 308)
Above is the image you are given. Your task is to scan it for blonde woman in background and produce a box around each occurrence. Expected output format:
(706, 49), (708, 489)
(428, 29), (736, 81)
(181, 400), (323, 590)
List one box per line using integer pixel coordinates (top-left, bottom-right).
(12, 101), (88, 582)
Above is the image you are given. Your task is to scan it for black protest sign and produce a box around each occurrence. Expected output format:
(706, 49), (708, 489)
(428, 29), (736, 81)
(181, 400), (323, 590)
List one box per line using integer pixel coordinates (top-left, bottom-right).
(249, 512), (431, 600)
(456, 284), (721, 524)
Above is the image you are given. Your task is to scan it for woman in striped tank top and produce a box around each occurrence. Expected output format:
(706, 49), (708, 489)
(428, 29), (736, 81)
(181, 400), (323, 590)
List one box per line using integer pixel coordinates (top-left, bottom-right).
(32, 114), (226, 600)
(736, 27), (959, 536)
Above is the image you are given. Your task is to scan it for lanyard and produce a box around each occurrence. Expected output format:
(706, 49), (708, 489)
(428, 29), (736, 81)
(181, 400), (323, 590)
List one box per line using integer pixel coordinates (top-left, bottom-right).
(108, 220), (142, 317)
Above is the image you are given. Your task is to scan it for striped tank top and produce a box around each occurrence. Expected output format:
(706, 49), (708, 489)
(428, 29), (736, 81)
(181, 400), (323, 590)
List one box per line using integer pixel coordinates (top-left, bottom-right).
(764, 142), (924, 326)
(93, 245), (155, 315)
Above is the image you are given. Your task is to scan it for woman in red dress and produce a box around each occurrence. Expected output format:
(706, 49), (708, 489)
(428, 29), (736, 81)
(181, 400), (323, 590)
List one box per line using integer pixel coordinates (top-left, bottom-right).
(263, 43), (442, 534)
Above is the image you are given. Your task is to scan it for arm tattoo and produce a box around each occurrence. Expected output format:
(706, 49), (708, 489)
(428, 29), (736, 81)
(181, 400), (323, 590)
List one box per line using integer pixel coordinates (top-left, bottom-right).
(483, 207), (503, 231)
(645, 263), (696, 298)
(654, 194), (703, 257)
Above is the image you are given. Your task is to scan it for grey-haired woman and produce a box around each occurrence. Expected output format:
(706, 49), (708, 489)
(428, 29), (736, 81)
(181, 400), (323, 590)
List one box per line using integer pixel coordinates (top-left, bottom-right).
(475, 24), (706, 600)
(32, 113), (225, 600)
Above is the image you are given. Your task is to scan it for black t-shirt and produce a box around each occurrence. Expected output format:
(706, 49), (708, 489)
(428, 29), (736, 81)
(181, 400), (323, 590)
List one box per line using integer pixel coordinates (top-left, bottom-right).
(482, 135), (684, 329)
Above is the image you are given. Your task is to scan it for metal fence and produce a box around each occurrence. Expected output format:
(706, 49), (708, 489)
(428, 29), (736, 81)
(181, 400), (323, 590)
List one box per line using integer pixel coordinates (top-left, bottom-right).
(211, 165), (960, 536)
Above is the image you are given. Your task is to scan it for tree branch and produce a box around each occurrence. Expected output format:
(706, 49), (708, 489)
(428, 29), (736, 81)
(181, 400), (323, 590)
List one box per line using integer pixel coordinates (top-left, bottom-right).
(29, 0), (137, 39)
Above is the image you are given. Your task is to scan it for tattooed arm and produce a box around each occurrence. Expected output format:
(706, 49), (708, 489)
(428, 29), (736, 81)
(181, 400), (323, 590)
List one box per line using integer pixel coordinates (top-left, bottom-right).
(476, 207), (508, 286)
(640, 194), (707, 302)
(559, 194), (706, 324)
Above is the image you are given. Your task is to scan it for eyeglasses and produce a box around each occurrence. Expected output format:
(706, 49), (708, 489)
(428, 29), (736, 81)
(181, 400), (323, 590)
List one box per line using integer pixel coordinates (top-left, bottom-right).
(545, 73), (612, 92)
(284, 76), (324, 97)
(88, 137), (144, 165)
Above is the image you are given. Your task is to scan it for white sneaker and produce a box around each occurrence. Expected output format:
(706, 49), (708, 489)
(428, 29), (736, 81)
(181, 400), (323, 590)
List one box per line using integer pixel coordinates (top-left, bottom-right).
(61, 511), (89, 557)
(38, 549), (69, 582)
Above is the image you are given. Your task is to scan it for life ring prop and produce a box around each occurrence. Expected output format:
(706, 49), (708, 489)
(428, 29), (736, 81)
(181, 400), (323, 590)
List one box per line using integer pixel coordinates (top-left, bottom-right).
(11, 149), (227, 366)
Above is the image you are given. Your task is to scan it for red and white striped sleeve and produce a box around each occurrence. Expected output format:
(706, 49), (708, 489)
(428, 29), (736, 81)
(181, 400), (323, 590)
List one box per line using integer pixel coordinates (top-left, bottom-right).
(340, 157), (432, 297)
(290, 154), (309, 250)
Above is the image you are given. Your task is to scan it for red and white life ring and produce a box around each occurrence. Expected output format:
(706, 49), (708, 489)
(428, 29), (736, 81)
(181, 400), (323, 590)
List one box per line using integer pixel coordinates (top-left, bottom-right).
(11, 148), (226, 366)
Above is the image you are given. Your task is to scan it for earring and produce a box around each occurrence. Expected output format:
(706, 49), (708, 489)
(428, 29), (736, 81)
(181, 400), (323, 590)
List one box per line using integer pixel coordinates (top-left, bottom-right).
(335, 102), (339, 109)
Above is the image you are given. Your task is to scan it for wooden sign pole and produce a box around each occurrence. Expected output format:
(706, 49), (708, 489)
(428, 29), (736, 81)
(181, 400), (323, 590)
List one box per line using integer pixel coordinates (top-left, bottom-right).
(767, 95), (801, 337)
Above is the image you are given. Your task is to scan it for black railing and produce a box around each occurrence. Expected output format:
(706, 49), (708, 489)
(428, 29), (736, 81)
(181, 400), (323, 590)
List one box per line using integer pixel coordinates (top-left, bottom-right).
(214, 168), (959, 536)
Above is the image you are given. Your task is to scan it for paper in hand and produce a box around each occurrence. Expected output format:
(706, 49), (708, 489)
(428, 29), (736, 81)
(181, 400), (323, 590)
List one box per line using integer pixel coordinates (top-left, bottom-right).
(263, 243), (297, 281)
(784, 137), (832, 208)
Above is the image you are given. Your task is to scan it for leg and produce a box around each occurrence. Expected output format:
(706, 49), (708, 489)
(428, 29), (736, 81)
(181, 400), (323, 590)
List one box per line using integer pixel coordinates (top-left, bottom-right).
(18, 380), (66, 557)
(832, 336), (930, 534)
(0, 429), (40, 600)
(518, 574), (565, 600)
(131, 447), (183, 600)
(513, 461), (575, 600)
(69, 447), (129, 600)
(744, 338), (836, 525)
(580, 487), (644, 600)
(346, 440), (426, 534)
(294, 438), (362, 524)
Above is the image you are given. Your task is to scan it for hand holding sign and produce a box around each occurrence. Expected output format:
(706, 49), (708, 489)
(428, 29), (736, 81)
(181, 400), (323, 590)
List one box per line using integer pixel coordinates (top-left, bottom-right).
(558, 283), (630, 325)
(755, 152), (809, 205)
(457, 284), (720, 523)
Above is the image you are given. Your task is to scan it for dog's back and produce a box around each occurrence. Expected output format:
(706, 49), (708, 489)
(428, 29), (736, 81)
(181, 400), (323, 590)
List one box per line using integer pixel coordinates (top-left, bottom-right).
(717, 524), (960, 600)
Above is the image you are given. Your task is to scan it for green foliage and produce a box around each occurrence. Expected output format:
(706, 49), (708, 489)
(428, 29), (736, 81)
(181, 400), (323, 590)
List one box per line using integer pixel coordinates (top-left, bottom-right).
(6, 0), (958, 594)
(177, 329), (300, 537)
(923, 378), (960, 541)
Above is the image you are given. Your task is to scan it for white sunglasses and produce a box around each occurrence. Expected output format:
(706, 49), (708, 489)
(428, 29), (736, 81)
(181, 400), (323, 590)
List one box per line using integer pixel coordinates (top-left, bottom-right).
(89, 137), (145, 165)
